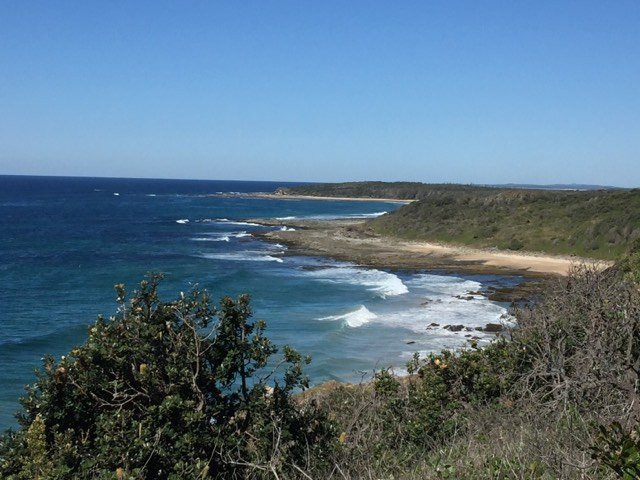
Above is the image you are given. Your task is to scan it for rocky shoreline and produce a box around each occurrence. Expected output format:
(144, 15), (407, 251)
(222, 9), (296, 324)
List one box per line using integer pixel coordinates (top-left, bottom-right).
(247, 217), (602, 277)
(246, 217), (560, 323)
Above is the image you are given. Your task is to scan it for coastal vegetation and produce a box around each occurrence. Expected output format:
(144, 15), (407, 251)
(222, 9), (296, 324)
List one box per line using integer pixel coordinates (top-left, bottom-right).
(1, 245), (640, 478)
(282, 182), (640, 260)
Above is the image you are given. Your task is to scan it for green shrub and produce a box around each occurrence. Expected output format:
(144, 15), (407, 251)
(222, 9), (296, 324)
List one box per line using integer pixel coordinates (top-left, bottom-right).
(592, 422), (640, 479)
(619, 239), (640, 284)
(0, 275), (335, 479)
(367, 339), (525, 454)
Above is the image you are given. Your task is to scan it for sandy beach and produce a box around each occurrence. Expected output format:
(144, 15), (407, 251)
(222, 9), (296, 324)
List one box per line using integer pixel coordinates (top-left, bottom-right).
(251, 218), (611, 277)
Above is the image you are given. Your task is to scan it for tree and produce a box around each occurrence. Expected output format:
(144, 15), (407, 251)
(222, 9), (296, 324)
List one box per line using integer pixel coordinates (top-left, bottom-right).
(0, 275), (334, 479)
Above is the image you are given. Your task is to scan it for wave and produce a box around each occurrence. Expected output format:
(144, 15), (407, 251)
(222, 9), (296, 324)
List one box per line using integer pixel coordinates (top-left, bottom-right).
(305, 266), (408, 297)
(280, 226), (296, 231)
(197, 218), (262, 227)
(380, 302), (508, 335)
(405, 274), (486, 298)
(192, 231), (252, 241)
(113, 192), (120, 196)
(191, 236), (230, 242)
(274, 211), (387, 221)
(200, 251), (284, 263)
(176, 218), (189, 224)
(319, 305), (377, 328)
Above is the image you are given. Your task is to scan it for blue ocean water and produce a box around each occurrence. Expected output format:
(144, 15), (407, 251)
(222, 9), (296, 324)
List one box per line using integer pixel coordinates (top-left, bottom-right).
(0, 175), (517, 430)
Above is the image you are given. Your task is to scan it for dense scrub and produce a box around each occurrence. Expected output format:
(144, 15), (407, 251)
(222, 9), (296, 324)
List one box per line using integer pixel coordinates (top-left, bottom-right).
(2, 258), (640, 478)
(369, 187), (640, 259)
(280, 181), (640, 259)
(308, 262), (640, 479)
(0, 276), (335, 479)
(278, 181), (487, 200)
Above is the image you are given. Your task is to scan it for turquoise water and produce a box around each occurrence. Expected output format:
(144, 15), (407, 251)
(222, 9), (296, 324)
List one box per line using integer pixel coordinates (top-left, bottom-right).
(0, 176), (517, 429)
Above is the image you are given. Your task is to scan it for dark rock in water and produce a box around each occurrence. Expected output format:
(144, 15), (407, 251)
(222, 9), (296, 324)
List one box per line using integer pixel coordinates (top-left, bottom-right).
(300, 265), (338, 271)
(406, 340), (416, 345)
(464, 334), (472, 337)
(465, 327), (473, 331)
(475, 327), (484, 331)
(421, 299), (433, 306)
(444, 324), (465, 332)
(454, 295), (475, 301)
(429, 322), (440, 327)
(483, 323), (504, 333)
(485, 281), (544, 303)
(471, 336), (481, 340)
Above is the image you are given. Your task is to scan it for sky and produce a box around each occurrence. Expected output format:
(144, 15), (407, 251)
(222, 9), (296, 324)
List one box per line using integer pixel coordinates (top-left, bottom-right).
(0, 1), (638, 186)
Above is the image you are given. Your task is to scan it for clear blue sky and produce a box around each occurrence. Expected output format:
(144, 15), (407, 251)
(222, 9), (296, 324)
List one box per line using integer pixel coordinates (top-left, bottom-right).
(1, 1), (638, 186)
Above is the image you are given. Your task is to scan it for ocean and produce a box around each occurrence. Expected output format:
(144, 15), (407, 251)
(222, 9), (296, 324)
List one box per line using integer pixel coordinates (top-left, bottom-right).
(0, 175), (517, 430)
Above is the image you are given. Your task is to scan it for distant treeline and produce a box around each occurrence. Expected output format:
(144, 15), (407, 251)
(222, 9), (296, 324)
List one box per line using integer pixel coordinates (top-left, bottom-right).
(278, 181), (484, 200)
(280, 182), (640, 260)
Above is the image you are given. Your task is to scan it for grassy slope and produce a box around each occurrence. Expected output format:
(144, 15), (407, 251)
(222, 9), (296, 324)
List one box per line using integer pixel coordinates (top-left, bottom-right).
(282, 182), (640, 260)
(370, 188), (640, 259)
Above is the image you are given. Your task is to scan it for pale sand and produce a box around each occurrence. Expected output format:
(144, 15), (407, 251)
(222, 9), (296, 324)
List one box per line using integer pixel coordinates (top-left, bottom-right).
(251, 218), (612, 277)
(401, 241), (604, 276)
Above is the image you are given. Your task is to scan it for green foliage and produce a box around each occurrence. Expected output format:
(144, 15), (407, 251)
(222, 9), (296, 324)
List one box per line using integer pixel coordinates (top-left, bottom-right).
(513, 265), (640, 412)
(619, 239), (640, 284)
(279, 181), (464, 200)
(592, 423), (640, 479)
(370, 339), (524, 451)
(370, 187), (640, 259)
(3, 262), (640, 478)
(0, 275), (335, 479)
(282, 182), (640, 259)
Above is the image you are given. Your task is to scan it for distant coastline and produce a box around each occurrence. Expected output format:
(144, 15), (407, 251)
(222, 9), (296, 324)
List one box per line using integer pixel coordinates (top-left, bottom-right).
(210, 192), (414, 204)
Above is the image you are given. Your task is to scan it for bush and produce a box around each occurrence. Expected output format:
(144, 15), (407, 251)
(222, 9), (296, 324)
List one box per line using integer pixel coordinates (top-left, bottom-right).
(2, 263), (639, 479)
(0, 275), (335, 479)
(592, 422), (640, 479)
(619, 238), (640, 284)
(512, 264), (640, 419)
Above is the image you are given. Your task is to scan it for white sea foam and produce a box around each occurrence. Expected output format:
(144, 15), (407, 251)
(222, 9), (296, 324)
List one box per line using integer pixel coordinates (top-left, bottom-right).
(405, 273), (482, 295)
(278, 211), (387, 220)
(113, 192), (120, 196)
(305, 266), (408, 297)
(176, 218), (189, 224)
(376, 273), (509, 334)
(191, 236), (230, 242)
(380, 301), (507, 334)
(197, 218), (262, 227)
(280, 226), (296, 231)
(319, 305), (377, 328)
(194, 231), (252, 240)
(200, 252), (284, 263)
(146, 194), (157, 197)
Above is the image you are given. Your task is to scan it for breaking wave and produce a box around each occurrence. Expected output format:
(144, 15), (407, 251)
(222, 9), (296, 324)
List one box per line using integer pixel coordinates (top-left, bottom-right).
(200, 251), (284, 263)
(319, 305), (377, 328)
(305, 266), (408, 298)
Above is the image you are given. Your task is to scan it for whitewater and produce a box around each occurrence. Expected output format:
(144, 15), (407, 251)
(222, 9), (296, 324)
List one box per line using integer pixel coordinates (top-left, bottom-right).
(0, 176), (519, 430)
